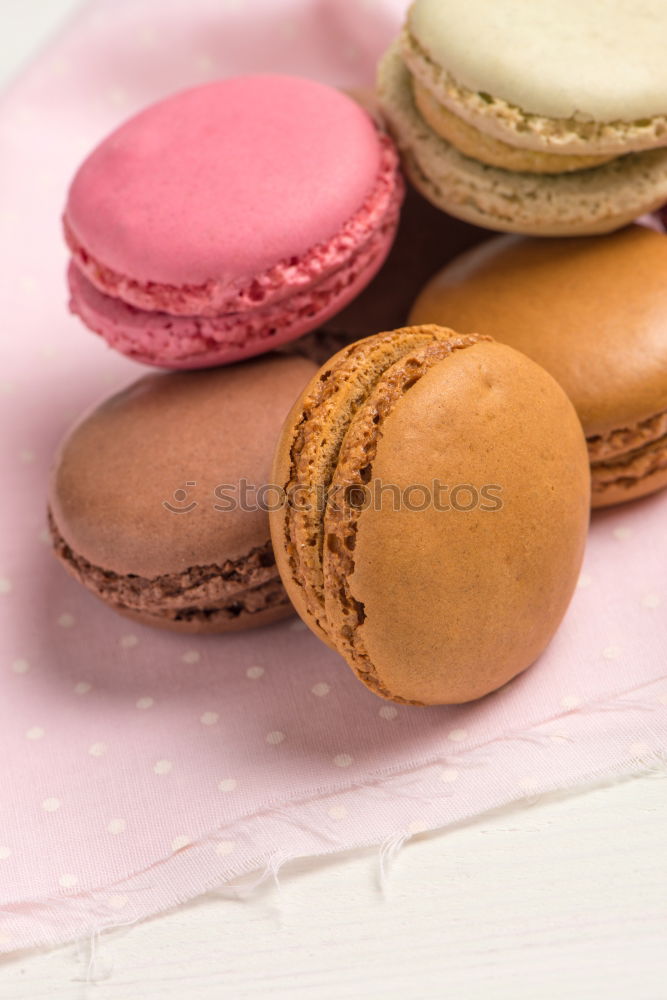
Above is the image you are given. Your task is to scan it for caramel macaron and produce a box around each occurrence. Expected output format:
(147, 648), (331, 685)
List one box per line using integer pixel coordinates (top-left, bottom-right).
(270, 325), (590, 705)
(49, 354), (316, 631)
(410, 225), (667, 508)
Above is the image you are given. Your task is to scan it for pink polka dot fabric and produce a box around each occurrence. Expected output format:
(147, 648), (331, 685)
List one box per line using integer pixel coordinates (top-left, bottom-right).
(1, 0), (666, 953)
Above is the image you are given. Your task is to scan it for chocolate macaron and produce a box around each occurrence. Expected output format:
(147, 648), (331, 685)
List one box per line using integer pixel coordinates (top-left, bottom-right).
(49, 354), (316, 630)
(409, 225), (667, 507)
(270, 325), (590, 705)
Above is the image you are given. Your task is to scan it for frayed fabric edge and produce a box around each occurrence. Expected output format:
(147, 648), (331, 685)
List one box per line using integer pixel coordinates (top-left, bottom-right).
(0, 674), (665, 955)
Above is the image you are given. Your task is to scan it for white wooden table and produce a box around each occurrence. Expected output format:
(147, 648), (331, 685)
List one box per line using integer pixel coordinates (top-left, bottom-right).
(1, 6), (666, 997)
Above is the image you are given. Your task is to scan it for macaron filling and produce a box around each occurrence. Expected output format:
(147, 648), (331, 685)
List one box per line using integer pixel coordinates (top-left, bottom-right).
(411, 79), (615, 175)
(377, 43), (667, 236)
(587, 409), (667, 463)
(590, 429), (667, 501)
(401, 22), (667, 158)
(49, 511), (289, 627)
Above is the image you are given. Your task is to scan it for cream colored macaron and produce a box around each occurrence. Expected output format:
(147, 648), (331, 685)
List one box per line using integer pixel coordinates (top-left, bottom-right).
(378, 0), (667, 235)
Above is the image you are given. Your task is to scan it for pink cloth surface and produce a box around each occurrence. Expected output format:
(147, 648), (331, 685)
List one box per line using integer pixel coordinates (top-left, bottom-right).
(1, 0), (666, 954)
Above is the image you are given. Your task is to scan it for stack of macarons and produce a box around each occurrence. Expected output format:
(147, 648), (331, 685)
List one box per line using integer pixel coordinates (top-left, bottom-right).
(378, 0), (667, 235)
(49, 14), (667, 706)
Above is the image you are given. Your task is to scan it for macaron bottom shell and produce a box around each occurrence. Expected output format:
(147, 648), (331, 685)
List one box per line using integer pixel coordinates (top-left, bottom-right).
(67, 217), (398, 369)
(271, 325), (590, 706)
(49, 511), (292, 633)
(378, 43), (667, 237)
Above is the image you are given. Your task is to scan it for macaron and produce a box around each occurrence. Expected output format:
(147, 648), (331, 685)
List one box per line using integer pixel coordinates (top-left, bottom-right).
(270, 325), (590, 705)
(409, 225), (667, 508)
(64, 75), (404, 369)
(378, 0), (667, 235)
(49, 354), (317, 631)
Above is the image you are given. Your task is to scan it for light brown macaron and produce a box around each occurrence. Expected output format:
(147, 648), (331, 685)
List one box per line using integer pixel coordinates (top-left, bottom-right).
(270, 325), (590, 705)
(409, 225), (667, 508)
(49, 354), (317, 631)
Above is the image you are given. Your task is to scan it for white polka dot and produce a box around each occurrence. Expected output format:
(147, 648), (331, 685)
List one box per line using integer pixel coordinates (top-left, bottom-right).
(328, 805), (347, 820)
(154, 759), (173, 775)
(613, 526), (633, 540)
(0, 578), (12, 595)
(448, 729), (468, 743)
(50, 56), (69, 77)
(26, 726), (44, 741)
(11, 658), (30, 675)
(89, 742), (107, 757)
(576, 573), (592, 589)
(57, 613), (75, 628)
(561, 694), (581, 710)
(333, 753), (353, 768)
(200, 711), (219, 726)
(311, 682), (330, 697)
(182, 650), (200, 664)
(266, 731), (285, 745)
(58, 873), (78, 889)
(108, 86), (127, 106)
(246, 666), (264, 680)
(629, 741), (651, 756)
(407, 820), (426, 835)
(379, 705), (398, 720)
(107, 894), (128, 911)
(107, 818), (126, 835)
(195, 53), (215, 72)
(73, 681), (92, 695)
(42, 797), (61, 812)
(518, 776), (540, 793)
(19, 449), (35, 463)
(602, 645), (622, 660)
(218, 778), (237, 792)
(120, 634), (138, 649)
(0, 846), (11, 860)
(136, 697), (154, 710)
(171, 835), (191, 852)
(215, 840), (235, 856)
(440, 768), (459, 783)
(642, 592), (661, 609)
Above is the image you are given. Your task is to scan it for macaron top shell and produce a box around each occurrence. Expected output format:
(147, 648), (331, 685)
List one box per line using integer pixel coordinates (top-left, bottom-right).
(409, 225), (667, 438)
(66, 75), (385, 288)
(347, 340), (589, 704)
(408, 0), (667, 121)
(49, 355), (316, 579)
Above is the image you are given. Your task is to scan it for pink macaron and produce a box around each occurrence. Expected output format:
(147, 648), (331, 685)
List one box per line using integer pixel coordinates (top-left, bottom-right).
(64, 75), (404, 369)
